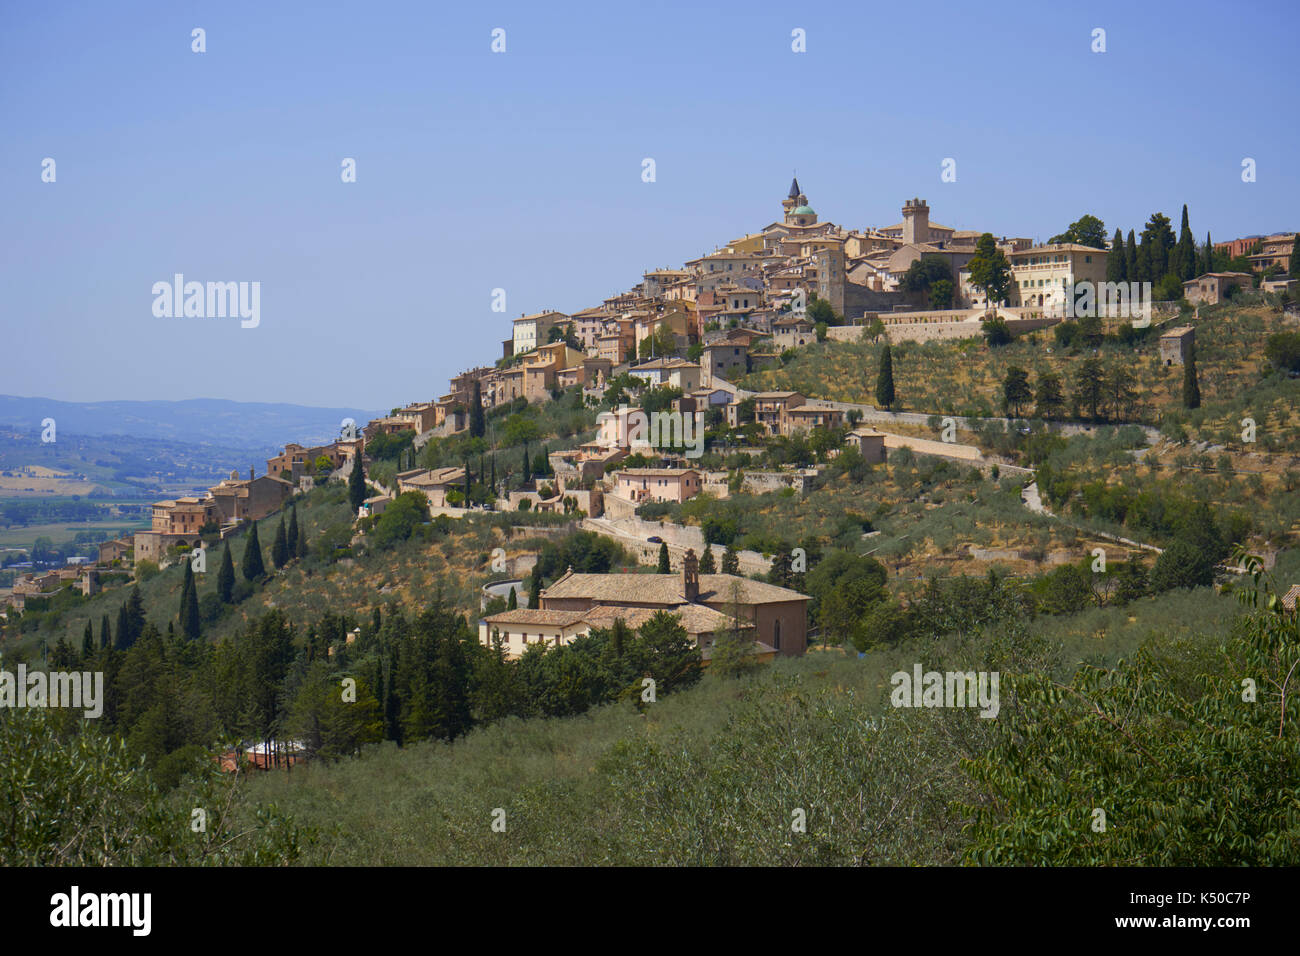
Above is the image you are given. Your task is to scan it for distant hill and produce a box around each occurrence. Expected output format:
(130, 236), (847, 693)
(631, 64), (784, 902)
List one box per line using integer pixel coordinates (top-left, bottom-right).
(0, 396), (387, 449)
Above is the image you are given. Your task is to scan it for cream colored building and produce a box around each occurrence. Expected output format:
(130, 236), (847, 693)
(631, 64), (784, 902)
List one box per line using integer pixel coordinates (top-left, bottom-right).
(512, 310), (568, 356)
(1008, 243), (1108, 314)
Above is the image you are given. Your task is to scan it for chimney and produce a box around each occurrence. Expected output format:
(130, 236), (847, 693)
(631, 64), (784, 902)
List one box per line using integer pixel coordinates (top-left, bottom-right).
(249, 467), (255, 481)
(683, 548), (700, 602)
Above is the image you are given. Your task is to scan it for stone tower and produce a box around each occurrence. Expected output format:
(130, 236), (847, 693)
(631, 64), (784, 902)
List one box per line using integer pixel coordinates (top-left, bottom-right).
(814, 247), (846, 316)
(683, 548), (700, 602)
(902, 198), (930, 245)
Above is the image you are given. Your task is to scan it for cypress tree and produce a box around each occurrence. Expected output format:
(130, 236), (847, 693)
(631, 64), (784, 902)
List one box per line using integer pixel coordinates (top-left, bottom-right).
(521, 439), (530, 486)
(115, 603), (129, 650)
(463, 459), (472, 503)
(1106, 229), (1127, 282)
(529, 573), (542, 609)
(180, 559), (195, 622)
(698, 545), (717, 574)
(297, 518), (309, 559)
(82, 620), (94, 658)
(722, 545), (740, 575)
(490, 454), (497, 494)
(1291, 233), (1300, 278)
(287, 507), (299, 559)
(217, 540), (235, 602)
(1125, 230), (1138, 280)
(100, 613), (111, 651)
(657, 542), (671, 573)
(242, 522), (266, 581)
(469, 380), (486, 438)
(507, 587), (517, 610)
(271, 515), (288, 570)
(181, 573), (201, 640)
(349, 454), (367, 512)
(1183, 344), (1201, 409)
(1176, 204), (1197, 281)
(1201, 231), (1214, 276)
(875, 345), (896, 410)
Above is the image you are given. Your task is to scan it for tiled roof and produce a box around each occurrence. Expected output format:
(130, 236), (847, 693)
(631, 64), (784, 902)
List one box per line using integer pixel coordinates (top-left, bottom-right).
(483, 609), (590, 627)
(1282, 584), (1300, 611)
(542, 571), (807, 606)
(616, 468), (699, 479)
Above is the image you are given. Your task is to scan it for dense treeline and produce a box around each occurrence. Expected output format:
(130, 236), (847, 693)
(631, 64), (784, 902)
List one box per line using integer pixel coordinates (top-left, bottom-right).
(39, 593), (703, 789)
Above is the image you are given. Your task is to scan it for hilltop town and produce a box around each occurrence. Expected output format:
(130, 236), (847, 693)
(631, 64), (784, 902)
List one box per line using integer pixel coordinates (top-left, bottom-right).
(6, 180), (1299, 673)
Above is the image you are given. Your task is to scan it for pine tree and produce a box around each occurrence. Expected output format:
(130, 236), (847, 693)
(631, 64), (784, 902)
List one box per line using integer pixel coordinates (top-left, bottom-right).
(698, 546), (717, 574)
(242, 522), (266, 581)
(469, 379), (486, 438)
(271, 515), (288, 570)
(1106, 229), (1127, 282)
(287, 507), (299, 559)
(349, 454), (367, 512)
(1183, 344), (1201, 409)
(1125, 230), (1138, 280)
(1073, 358), (1107, 422)
(1176, 205), (1197, 281)
(875, 345), (896, 410)
(1134, 239), (1151, 282)
(722, 545), (739, 575)
(657, 542), (671, 573)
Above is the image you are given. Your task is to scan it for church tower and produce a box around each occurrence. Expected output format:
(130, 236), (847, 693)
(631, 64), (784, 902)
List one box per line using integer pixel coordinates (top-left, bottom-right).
(682, 548), (700, 602)
(782, 177), (817, 227)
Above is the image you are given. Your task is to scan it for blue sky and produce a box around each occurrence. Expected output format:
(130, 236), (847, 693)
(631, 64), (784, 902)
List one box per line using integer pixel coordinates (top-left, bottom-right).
(2, 0), (1296, 409)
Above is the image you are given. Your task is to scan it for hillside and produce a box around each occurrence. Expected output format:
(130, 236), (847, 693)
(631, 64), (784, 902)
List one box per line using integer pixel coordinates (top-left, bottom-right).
(240, 585), (1249, 866)
(738, 303), (1300, 448)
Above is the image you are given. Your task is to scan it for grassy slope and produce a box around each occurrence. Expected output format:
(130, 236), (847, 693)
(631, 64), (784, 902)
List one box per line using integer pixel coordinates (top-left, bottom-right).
(243, 586), (1239, 865)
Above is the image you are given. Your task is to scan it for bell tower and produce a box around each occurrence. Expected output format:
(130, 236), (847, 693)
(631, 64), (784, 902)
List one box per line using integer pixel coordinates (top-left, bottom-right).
(683, 548), (700, 602)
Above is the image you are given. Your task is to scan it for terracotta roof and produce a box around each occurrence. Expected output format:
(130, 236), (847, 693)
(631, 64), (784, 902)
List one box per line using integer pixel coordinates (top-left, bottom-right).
(1282, 584), (1300, 611)
(542, 571), (807, 606)
(483, 609), (590, 627)
(616, 468), (699, 479)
